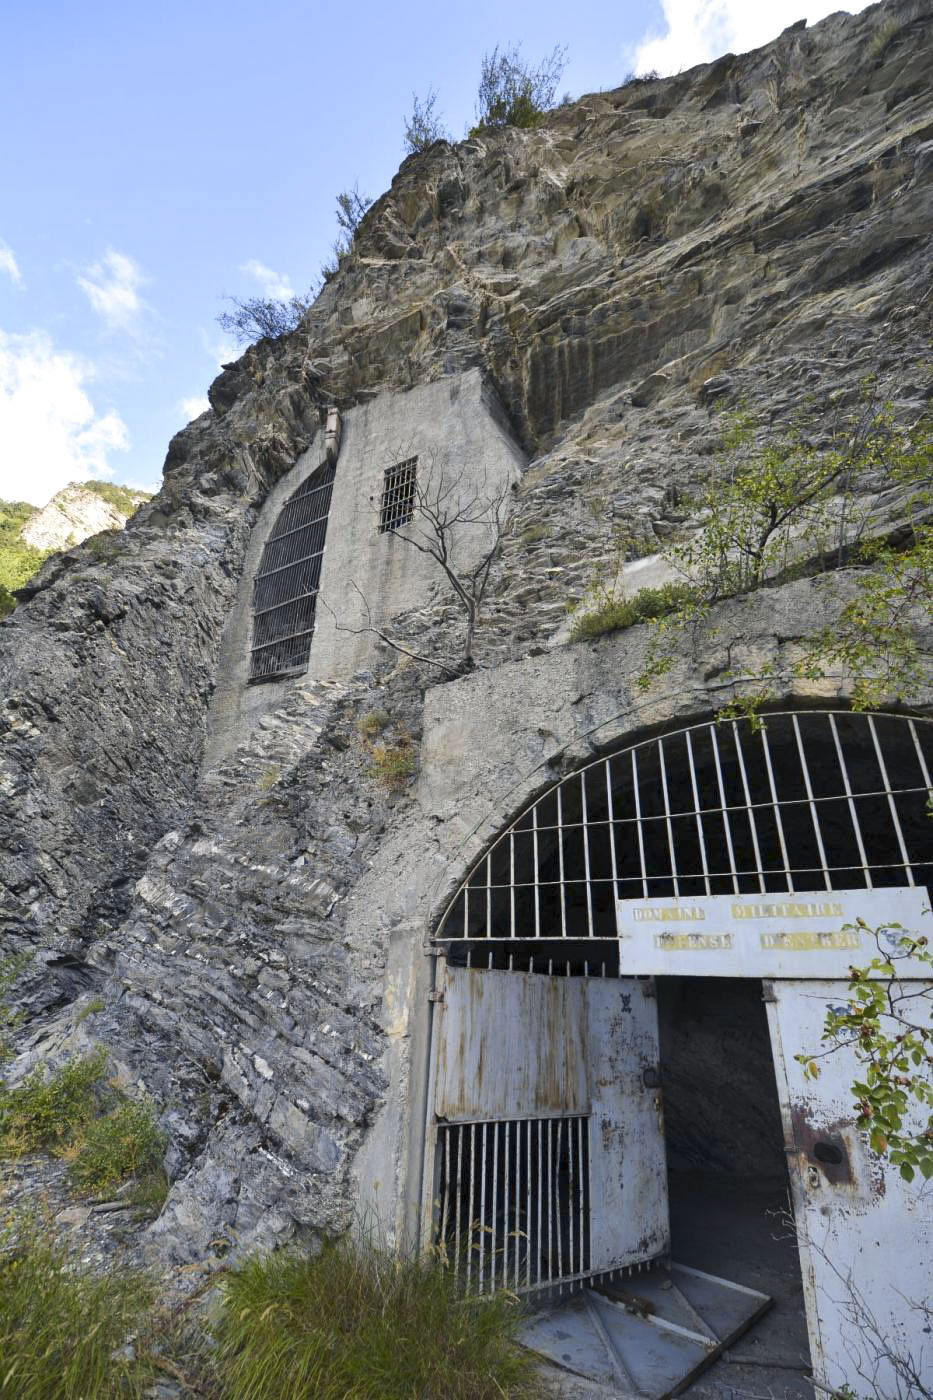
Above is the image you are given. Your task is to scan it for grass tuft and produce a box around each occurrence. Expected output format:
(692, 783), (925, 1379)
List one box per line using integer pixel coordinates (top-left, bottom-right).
(214, 1238), (539, 1400)
(358, 708), (390, 740)
(570, 580), (696, 641)
(0, 1211), (154, 1400)
(367, 738), (416, 791)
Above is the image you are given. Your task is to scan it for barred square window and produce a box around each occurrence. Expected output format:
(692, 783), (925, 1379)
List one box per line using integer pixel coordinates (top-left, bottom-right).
(379, 456), (417, 533)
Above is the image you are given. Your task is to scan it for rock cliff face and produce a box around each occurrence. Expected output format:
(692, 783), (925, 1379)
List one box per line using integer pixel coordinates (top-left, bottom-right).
(19, 483), (149, 553)
(1, 0), (931, 1265)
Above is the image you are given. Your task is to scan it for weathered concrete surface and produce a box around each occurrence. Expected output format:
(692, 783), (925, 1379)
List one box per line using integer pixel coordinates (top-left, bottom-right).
(205, 370), (524, 766)
(0, 0), (931, 1269)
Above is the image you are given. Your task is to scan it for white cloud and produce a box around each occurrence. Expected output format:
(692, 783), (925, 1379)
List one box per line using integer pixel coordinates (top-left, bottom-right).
(241, 259), (295, 301)
(179, 395), (210, 421)
(0, 241), (22, 287)
(78, 249), (146, 330)
(632, 1), (872, 75)
(201, 330), (239, 371)
(0, 331), (129, 506)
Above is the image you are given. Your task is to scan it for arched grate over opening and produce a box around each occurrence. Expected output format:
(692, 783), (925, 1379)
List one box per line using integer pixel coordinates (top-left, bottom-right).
(249, 459), (336, 682)
(435, 711), (933, 954)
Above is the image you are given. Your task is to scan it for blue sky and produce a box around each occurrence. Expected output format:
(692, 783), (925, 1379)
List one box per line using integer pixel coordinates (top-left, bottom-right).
(0, 0), (870, 506)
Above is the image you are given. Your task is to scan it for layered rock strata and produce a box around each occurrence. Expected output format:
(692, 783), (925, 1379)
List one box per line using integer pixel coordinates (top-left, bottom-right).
(1, 0), (931, 1260)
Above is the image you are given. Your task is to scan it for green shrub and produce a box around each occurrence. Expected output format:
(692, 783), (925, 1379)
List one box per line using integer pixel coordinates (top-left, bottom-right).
(570, 581), (696, 641)
(213, 1238), (538, 1400)
(0, 1050), (109, 1156)
(69, 1099), (164, 1195)
(0, 1211), (154, 1400)
(0, 1050), (165, 1198)
(0, 498), (49, 615)
(471, 43), (567, 134)
(403, 88), (450, 154)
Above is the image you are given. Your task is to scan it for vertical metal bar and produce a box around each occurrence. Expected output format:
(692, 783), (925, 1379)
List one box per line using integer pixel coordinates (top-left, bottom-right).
(525, 1119), (532, 1290)
(632, 749), (649, 897)
(514, 1119), (522, 1291)
(710, 724), (740, 893)
(791, 714), (832, 890)
(908, 718), (932, 792)
(732, 721), (767, 892)
(463, 881), (469, 940)
(478, 1122), (488, 1291)
(498, 1121), (506, 1291)
(532, 804), (541, 939)
(536, 1119), (543, 1287)
(829, 713), (872, 888)
(490, 1121), (498, 1294)
(486, 853), (492, 940)
(605, 757), (620, 891)
(540, 1114), (549, 1282)
(684, 730), (712, 895)
(565, 1114), (574, 1282)
(454, 1126), (463, 1277)
(509, 831), (516, 941)
(438, 1129), (450, 1264)
(554, 1119), (564, 1282)
(658, 738), (681, 897)
(868, 714), (914, 883)
(556, 785), (567, 938)
(759, 721), (793, 892)
(465, 1124), (476, 1291)
(578, 1117), (587, 1273)
(580, 774), (595, 937)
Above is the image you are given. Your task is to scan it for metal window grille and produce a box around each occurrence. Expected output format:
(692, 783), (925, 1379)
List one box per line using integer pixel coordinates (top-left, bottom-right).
(379, 456), (417, 533)
(435, 711), (933, 946)
(249, 460), (336, 682)
(436, 1116), (590, 1296)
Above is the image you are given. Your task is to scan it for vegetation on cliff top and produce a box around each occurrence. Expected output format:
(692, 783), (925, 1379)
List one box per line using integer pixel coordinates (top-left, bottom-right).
(0, 500), (46, 619)
(0, 480), (148, 618)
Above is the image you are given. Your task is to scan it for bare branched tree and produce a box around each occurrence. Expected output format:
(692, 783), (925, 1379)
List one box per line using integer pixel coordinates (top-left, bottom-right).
(217, 292), (312, 345)
(325, 451), (513, 678)
(768, 1204), (932, 1400)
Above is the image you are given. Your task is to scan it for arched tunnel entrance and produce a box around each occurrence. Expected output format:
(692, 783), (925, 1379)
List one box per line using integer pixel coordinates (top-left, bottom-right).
(423, 710), (933, 1397)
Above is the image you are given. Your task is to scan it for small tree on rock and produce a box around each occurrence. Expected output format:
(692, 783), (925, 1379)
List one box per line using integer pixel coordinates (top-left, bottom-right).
(403, 89), (450, 154)
(472, 43), (568, 133)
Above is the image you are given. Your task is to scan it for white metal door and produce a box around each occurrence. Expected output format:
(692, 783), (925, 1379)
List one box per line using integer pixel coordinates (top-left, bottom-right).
(767, 979), (932, 1399)
(431, 964), (668, 1293)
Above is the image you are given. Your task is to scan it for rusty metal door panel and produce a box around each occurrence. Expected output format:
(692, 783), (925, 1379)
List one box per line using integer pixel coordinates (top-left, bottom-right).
(766, 979), (933, 1398)
(587, 977), (669, 1272)
(434, 966), (669, 1282)
(435, 966), (589, 1123)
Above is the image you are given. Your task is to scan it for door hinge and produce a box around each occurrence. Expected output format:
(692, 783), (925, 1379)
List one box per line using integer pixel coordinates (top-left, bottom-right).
(428, 989), (445, 1004)
(761, 979), (777, 1003)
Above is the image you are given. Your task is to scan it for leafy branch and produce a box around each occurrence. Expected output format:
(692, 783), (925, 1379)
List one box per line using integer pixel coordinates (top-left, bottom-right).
(568, 389), (931, 710)
(796, 922), (933, 1182)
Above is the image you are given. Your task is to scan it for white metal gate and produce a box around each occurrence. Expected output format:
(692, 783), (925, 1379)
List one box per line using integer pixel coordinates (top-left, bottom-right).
(427, 711), (932, 1394)
(428, 964), (667, 1295)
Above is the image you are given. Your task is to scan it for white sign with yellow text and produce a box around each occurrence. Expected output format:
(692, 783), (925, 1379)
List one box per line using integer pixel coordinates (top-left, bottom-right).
(615, 887), (932, 978)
